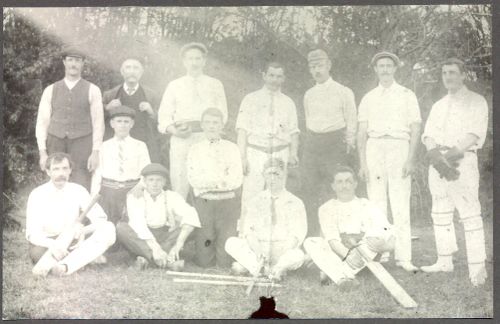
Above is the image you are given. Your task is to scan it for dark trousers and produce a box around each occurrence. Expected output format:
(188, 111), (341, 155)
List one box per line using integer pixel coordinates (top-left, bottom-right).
(47, 133), (92, 190)
(193, 195), (240, 268)
(29, 243), (49, 264)
(99, 185), (134, 225)
(300, 128), (348, 236)
(116, 222), (193, 264)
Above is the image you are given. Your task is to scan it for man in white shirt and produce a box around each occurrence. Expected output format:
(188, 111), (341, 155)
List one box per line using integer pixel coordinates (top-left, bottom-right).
(235, 62), (299, 231)
(304, 166), (395, 285)
(91, 105), (151, 225)
(420, 58), (488, 287)
(157, 42), (228, 199)
(26, 152), (115, 276)
(301, 49), (357, 236)
(357, 51), (421, 271)
(36, 46), (104, 190)
(187, 108), (243, 268)
(116, 163), (201, 270)
(225, 158), (306, 281)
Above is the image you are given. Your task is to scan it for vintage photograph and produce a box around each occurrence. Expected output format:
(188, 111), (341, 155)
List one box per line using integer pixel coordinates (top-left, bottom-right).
(2, 5), (493, 319)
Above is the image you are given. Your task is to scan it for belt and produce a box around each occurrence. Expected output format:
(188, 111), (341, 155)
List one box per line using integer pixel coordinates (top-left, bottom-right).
(175, 121), (202, 133)
(101, 178), (139, 189)
(199, 190), (236, 200)
(247, 143), (289, 154)
(307, 127), (345, 137)
(438, 145), (476, 154)
(368, 135), (408, 141)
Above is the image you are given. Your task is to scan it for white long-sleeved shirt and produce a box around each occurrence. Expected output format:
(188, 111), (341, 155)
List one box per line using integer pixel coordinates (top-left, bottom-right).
(91, 136), (151, 194)
(187, 138), (243, 198)
(157, 74), (228, 133)
(36, 78), (104, 151)
(422, 85), (488, 150)
(26, 181), (108, 248)
(126, 190), (201, 240)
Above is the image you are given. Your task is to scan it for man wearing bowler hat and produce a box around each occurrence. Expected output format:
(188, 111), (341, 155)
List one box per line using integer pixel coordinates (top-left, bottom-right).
(357, 51), (421, 271)
(301, 49), (357, 237)
(36, 45), (104, 190)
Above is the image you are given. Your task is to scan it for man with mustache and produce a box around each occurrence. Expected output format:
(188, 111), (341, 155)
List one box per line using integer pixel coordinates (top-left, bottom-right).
(36, 46), (104, 190)
(103, 57), (161, 163)
(158, 43), (228, 200)
(420, 58), (488, 287)
(301, 49), (357, 237)
(357, 52), (421, 271)
(26, 152), (115, 276)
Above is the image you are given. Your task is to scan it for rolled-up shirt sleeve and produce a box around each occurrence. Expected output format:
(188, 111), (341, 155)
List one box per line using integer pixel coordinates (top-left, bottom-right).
(466, 95), (489, 148)
(421, 102), (440, 144)
(36, 85), (54, 151)
(168, 191), (201, 228)
(287, 99), (300, 136)
(157, 82), (177, 134)
(288, 198), (307, 245)
(407, 91), (422, 125)
(225, 144), (244, 190)
(89, 84), (104, 151)
(214, 79), (228, 124)
(26, 190), (55, 248)
(319, 203), (341, 243)
(343, 87), (357, 142)
(235, 95), (251, 132)
(127, 195), (155, 240)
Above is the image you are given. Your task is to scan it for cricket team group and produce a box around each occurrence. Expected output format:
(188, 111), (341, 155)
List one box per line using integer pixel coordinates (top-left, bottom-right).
(26, 41), (488, 289)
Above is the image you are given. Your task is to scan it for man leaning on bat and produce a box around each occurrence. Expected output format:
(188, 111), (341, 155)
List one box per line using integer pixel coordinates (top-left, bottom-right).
(26, 152), (116, 276)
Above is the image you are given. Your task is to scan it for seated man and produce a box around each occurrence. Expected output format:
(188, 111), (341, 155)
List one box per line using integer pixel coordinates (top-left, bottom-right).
(187, 107), (243, 268)
(303, 165), (395, 285)
(116, 163), (201, 270)
(26, 152), (116, 276)
(225, 158), (307, 281)
(91, 105), (151, 225)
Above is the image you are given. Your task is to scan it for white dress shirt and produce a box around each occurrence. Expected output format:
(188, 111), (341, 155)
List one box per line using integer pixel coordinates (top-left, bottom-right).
(187, 138), (243, 198)
(26, 181), (108, 247)
(422, 85), (488, 150)
(236, 87), (299, 147)
(126, 190), (201, 240)
(36, 78), (104, 151)
(358, 81), (421, 140)
(157, 74), (228, 133)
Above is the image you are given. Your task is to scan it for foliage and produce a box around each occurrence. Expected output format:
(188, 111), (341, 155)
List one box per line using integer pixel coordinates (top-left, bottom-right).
(2, 6), (492, 227)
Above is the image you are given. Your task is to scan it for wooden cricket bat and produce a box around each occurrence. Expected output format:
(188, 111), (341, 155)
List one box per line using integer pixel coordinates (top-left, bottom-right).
(32, 194), (101, 276)
(356, 247), (418, 308)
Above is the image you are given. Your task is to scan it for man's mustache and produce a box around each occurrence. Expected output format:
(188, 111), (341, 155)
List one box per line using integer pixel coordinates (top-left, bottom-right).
(55, 176), (68, 181)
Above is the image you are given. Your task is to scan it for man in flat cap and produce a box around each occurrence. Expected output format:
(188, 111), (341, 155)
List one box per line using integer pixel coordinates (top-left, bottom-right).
(158, 42), (228, 200)
(301, 49), (357, 237)
(36, 46), (104, 190)
(235, 61), (300, 232)
(103, 57), (161, 163)
(420, 58), (488, 286)
(225, 158), (307, 281)
(91, 105), (151, 225)
(116, 163), (201, 270)
(357, 51), (421, 271)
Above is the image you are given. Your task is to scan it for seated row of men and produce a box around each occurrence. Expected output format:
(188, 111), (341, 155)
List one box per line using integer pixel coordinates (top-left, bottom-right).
(26, 104), (393, 284)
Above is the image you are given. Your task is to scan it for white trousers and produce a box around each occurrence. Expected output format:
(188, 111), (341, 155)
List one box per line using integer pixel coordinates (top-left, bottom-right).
(60, 221), (116, 274)
(366, 138), (412, 262)
(225, 236), (304, 276)
(169, 132), (206, 199)
(428, 152), (486, 271)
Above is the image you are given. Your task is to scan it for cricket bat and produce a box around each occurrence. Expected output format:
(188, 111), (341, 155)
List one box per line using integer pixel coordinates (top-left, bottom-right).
(32, 194), (101, 276)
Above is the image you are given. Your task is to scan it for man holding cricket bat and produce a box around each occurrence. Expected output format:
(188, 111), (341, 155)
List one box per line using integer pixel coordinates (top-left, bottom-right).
(304, 165), (395, 286)
(26, 152), (116, 276)
(225, 158), (306, 281)
(157, 42), (228, 200)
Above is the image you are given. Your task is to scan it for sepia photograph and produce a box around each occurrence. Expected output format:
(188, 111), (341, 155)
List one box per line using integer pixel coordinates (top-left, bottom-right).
(2, 4), (493, 319)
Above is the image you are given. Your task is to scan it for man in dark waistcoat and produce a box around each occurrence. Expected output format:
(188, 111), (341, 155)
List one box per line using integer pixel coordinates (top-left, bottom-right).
(36, 46), (104, 190)
(103, 57), (161, 163)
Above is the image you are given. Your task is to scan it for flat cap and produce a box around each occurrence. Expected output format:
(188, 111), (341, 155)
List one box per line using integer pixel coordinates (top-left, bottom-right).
(109, 105), (136, 119)
(307, 49), (329, 63)
(141, 163), (169, 178)
(180, 42), (208, 57)
(371, 51), (401, 67)
(61, 45), (85, 59)
(263, 157), (286, 172)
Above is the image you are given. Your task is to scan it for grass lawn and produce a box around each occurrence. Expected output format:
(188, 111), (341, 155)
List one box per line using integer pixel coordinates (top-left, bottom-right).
(2, 215), (493, 319)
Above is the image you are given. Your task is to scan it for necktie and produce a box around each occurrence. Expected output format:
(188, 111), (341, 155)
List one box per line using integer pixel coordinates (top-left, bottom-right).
(118, 141), (125, 176)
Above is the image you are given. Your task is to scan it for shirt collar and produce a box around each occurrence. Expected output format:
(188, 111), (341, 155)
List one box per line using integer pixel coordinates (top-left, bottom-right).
(123, 83), (139, 94)
(144, 190), (165, 203)
(47, 180), (68, 193)
(315, 77), (333, 89)
(262, 86), (281, 97)
(377, 81), (400, 93)
(186, 74), (205, 82)
(113, 135), (131, 143)
(64, 78), (81, 89)
(449, 85), (469, 100)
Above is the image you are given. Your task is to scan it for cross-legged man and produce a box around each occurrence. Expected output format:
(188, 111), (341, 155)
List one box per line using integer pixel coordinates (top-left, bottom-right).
(116, 163), (201, 270)
(420, 58), (489, 287)
(36, 46), (104, 190)
(304, 166), (395, 285)
(357, 51), (421, 271)
(187, 108), (243, 268)
(225, 158), (306, 281)
(26, 152), (115, 276)
(158, 42), (228, 199)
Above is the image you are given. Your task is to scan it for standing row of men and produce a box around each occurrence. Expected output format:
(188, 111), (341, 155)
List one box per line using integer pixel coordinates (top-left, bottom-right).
(29, 42), (488, 287)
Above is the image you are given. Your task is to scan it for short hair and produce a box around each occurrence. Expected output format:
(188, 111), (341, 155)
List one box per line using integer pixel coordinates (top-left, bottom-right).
(201, 107), (224, 122)
(121, 56), (145, 68)
(329, 165), (357, 183)
(46, 152), (73, 170)
(441, 57), (466, 73)
(263, 61), (285, 74)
